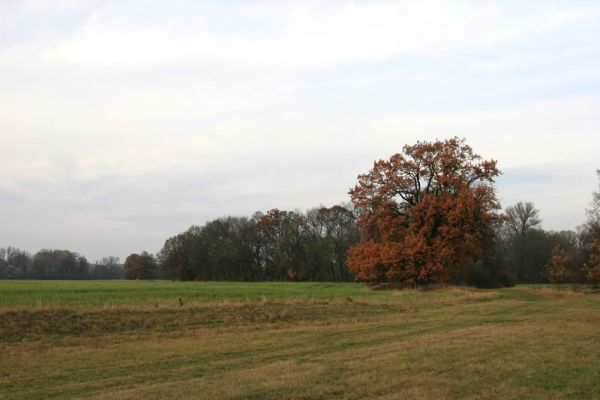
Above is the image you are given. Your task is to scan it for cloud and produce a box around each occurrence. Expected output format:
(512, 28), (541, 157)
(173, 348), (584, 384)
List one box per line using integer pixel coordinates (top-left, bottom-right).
(27, 1), (599, 72)
(0, 0), (599, 260)
(469, 54), (537, 73)
(371, 97), (599, 166)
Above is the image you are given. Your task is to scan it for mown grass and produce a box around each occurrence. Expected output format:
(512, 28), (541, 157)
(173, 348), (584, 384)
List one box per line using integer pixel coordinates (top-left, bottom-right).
(0, 281), (390, 309)
(0, 281), (599, 399)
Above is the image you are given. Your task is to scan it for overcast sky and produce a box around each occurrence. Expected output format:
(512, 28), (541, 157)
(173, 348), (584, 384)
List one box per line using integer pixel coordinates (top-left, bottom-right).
(1, 0), (599, 262)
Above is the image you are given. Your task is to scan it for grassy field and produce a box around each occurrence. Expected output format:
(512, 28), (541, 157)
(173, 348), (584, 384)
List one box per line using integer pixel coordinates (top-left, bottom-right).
(1, 281), (599, 399)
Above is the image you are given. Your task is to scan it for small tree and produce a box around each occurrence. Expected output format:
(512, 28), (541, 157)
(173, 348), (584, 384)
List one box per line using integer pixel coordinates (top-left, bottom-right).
(583, 239), (600, 290)
(91, 256), (123, 279)
(546, 246), (572, 284)
(124, 252), (157, 280)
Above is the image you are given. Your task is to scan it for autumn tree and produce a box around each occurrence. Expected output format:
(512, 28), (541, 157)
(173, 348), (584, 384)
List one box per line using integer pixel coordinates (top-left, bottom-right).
(257, 209), (309, 280)
(583, 239), (600, 289)
(546, 245), (572, 283)
(124, 252), (157, 280)
(347, 137), (504, 285)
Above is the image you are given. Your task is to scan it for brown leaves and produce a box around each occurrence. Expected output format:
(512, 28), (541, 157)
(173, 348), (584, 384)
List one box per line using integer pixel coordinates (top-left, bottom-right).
(583, 239), (600, 285)
(546, 246), (573, 284)
(124, 252), (157, 280)
(347, 137), (503, 285)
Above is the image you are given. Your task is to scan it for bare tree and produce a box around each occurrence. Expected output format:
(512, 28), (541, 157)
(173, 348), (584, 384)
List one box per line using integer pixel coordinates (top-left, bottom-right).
(505, 202), (542, 237)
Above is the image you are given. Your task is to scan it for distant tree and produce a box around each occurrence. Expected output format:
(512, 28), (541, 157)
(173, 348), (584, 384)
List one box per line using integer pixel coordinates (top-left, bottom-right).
(0, 247), (32, 278)
(256, 209), (308, 280)
(90, 256), (123, 279)
(502, 202), (550, 281)
(346, 137), (504, 285)
(0, 249), (5, 278)
(200, 217), (256, 281)
(505, 202), (542, 237)
(305, 205), (359, 281)
(583, 239), (600, 288)
(124, 252), (157, 280)
(546, 246), (572, 284)
(158, 226), (203, 280)
(102, 256), (119, 266)
(156, 204), (359, 282)
(159, 219), (259, 281)
(32, 249), (88, 279)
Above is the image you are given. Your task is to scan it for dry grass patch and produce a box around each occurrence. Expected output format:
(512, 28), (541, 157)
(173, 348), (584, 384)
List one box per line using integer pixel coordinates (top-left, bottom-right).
(518, 286), (594, 299)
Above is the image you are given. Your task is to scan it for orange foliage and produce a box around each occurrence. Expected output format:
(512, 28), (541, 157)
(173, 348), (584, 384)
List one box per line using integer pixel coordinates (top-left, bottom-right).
(583, 239), (600, 285)
(546, 246), (572, 283)
(347, 137), (503, 285)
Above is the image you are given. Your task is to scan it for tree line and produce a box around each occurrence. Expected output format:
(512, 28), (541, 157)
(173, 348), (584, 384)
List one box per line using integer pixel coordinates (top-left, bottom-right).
(0, 249), (123, 279)
(466, 200), (598, 287)
(149, 201), (598, 287)
(156, 206), (360, 281)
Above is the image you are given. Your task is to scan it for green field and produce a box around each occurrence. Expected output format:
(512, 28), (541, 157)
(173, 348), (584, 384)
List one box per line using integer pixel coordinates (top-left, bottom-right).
(1, 281), (599, 399)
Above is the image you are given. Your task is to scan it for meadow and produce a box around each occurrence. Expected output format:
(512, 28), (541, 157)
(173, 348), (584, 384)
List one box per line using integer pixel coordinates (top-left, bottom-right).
(1, 281), (599, 399)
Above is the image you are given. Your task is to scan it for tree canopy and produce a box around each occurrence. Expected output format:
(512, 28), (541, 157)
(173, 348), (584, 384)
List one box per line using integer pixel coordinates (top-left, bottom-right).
(124, 252), (157, 280)
(157, 205), (359, 282)
(347, 137), (504, 285)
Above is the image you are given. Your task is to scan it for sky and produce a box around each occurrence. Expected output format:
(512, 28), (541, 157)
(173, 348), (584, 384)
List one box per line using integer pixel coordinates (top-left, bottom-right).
(1, 0), (599, 262)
